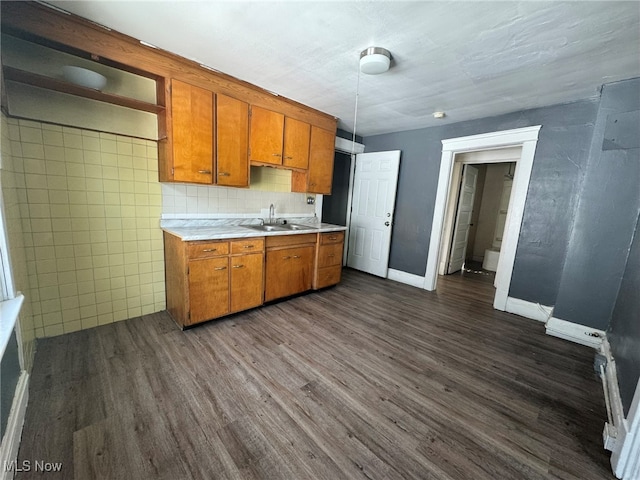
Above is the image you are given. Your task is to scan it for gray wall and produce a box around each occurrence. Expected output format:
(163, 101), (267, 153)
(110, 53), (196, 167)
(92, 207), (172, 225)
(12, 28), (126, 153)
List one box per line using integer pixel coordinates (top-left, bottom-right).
(609, 211), (640, 417)
(554, 78), (640, 329)
(365, 99), (598, 306)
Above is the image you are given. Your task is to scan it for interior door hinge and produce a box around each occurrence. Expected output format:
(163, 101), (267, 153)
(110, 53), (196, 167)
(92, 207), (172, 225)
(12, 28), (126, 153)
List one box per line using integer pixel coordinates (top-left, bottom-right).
(171, 167), (175, 176)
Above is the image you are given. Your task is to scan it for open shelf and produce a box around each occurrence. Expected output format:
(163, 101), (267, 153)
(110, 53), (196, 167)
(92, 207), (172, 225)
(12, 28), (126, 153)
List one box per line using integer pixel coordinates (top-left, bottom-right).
(3, 65), (165, 114)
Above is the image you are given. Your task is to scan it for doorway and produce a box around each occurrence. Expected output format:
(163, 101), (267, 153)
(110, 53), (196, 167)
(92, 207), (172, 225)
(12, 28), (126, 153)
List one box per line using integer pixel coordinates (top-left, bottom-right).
(424, 126), (541, 311)
(445, 161), (516, 277)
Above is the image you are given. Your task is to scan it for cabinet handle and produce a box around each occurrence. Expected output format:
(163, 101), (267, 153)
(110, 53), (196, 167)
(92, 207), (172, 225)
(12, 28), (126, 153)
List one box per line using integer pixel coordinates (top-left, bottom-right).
(202, 248), (217, 252)
(293, 255), (301, 259)
(243, 245), (255, 249)
(284, 156), (293, 160)
(272, 153), (282, 157)
(310, 183), (316, 186)
(214, 266), (227, 271)
(198, 170), (212, 174)
(232, 264), (245, 269)
(218, 172), (230, 176)
(328, 236), (337, 240)
(328, 254), (335, 257)
(282, 256), (291, 260)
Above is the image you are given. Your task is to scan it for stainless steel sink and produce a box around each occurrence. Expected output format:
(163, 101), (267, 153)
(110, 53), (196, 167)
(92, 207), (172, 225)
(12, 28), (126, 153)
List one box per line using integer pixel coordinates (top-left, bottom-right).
(244, 224), (288, 232)
(279, 223), (316, 231)
(243, 223), (316, 233)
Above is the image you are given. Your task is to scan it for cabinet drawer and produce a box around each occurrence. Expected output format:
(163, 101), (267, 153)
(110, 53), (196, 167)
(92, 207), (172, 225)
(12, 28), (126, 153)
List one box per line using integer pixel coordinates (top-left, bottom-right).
(320, 231), (344, 245)
(231, 238), (264, 254)
(266, 233), (317, 248)
(187, 241), (229, 259)
(317, 243), (343, 268)
(316, 265), (342, 289)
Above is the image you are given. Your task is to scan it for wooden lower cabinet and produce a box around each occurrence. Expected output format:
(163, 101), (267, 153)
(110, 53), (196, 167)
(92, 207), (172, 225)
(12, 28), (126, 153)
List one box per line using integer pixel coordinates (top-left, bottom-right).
(188, 256), (229, 324)
(265, 245), (315, 301)
(230, 252), (264, 313)
(164, 232), (264, 327)
(264, 233), (317, 302)
(313, 231), (345, 289)
(165, 230), (345, 327)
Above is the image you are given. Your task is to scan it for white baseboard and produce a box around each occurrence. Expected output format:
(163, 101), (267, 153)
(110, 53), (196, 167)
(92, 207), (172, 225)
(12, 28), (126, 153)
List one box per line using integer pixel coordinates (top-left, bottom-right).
(0, 372), (29, 480)
(505, 296), (553, 322)
(545, 316), (605, 348)
(601, 338), (640, 479)
(387, 269), (426, 288)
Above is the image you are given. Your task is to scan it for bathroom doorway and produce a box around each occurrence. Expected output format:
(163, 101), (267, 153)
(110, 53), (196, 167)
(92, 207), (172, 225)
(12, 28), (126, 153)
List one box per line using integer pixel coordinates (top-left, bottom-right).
(445, 161), (516, 278)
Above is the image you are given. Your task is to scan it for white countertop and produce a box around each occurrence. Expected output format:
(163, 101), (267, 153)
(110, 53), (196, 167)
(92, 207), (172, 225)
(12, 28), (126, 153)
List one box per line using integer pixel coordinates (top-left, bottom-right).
(162, 222), (346, 241)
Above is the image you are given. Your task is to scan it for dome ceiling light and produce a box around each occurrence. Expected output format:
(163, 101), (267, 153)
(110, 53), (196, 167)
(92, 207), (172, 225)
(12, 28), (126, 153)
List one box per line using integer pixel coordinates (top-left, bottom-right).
(359, 47), (392, 75)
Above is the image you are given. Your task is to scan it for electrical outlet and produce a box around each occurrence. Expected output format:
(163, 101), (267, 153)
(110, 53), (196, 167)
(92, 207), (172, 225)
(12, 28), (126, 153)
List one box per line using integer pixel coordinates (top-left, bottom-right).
(306, 196), (315, 205)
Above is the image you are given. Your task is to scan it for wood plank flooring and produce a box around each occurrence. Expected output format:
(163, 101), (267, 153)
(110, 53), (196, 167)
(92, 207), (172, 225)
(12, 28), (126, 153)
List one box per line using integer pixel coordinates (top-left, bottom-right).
(16, 268), (614, 479)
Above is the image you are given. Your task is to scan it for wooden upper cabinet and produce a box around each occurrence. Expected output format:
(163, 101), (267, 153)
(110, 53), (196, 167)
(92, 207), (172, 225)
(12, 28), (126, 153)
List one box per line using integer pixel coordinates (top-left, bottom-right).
(216, 94), (249, 187)
(249, 106), (284, 165)
(171, 79), (215, 184)
(283, 117), (311, 169)
(306, 126), (335, 194)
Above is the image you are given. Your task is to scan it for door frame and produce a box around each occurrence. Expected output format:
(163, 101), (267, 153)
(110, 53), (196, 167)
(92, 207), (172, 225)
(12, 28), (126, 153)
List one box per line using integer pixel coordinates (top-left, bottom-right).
(424, 126), (541, 311)
(438, 148), (521, 277)
(334, 136), (365, 265)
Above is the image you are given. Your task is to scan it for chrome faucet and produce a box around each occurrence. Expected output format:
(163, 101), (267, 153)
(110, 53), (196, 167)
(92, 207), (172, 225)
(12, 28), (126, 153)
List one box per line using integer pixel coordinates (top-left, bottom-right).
(268, 203), (275, 224)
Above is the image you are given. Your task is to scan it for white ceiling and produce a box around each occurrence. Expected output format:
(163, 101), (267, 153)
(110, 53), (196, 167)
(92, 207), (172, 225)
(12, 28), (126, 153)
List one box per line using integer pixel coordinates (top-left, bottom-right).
(47, 1), (640, 137)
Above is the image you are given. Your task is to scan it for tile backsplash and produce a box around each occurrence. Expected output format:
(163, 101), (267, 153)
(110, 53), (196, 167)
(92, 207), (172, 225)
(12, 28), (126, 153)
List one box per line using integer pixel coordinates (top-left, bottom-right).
(2, 117), (165, 338)
(161, 166), (316, 218)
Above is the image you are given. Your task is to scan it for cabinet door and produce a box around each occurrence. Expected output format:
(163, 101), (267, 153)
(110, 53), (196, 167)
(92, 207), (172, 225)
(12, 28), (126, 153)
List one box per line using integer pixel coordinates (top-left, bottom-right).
(291, 245), (315, 293)
(171, 79), (214, 184)
(283, 117), (310, 169)
(217, 94), (249, 187)
(230, 253), (264, 313)
(265, 249), (292, 302)
(188, 257), (229, 324)
(249, 106), (284, 165)
(265, 246), (314, 301)
(307, 126), (335, 194)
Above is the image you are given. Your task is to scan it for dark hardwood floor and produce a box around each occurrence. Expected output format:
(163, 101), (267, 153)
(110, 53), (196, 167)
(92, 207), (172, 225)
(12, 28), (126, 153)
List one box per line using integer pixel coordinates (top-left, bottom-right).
(16, 268), (613, 479)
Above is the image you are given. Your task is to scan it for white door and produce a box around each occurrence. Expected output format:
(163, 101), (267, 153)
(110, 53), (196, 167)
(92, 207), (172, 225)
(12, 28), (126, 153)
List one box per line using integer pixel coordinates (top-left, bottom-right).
(347, 151), (401, 277)
(447, 165), (478, 274)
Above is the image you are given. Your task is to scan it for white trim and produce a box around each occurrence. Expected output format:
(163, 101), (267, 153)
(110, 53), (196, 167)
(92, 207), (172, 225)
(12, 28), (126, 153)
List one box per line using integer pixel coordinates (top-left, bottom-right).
(424, 126), (542, 313)
(601, 338), (640, 479)
(335, 135), (365, 154)
(505, 296), (553, 323)
(0, 295), (23, 360)
(545, 316), (605, 348)
(387, 269), (425, 288)
(314, 194), (323, 219)
(0, 372), (29, 480)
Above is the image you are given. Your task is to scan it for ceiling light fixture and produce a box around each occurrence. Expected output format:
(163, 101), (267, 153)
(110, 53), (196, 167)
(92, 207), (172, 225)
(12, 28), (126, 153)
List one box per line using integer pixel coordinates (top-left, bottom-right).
(359, 47), (392, 75)
(351, 46), (392, 157)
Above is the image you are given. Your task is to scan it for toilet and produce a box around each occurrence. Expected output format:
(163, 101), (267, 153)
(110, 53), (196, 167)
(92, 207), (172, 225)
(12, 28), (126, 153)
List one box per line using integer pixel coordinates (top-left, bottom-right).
(482, 248), (500, 272)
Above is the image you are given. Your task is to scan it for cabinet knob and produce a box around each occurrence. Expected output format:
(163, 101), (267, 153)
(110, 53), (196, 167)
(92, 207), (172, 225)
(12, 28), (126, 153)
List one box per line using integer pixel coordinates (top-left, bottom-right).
(232, 264), (245, 269)
(198, 170), (212, 174)
(218, 172), (230, 177)
(214, 266), (227, 271)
